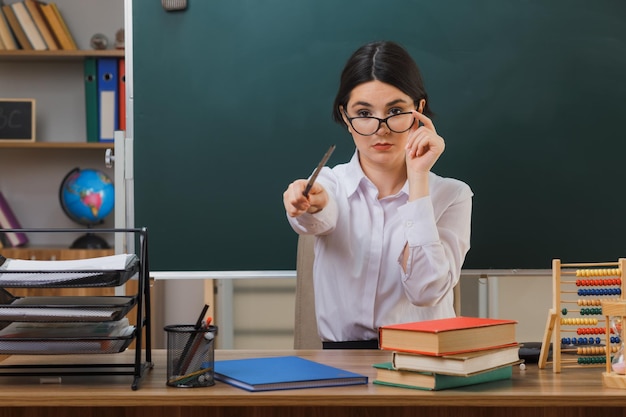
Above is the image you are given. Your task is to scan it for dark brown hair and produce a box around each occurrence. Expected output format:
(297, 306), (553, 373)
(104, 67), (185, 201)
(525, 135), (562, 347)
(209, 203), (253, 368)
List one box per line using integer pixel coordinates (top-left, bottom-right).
(332, 41), (432, 125)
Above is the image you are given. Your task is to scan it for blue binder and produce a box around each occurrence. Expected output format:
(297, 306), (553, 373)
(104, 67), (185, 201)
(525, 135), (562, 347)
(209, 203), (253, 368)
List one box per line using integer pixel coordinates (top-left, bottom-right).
(96, 58), (119, 142)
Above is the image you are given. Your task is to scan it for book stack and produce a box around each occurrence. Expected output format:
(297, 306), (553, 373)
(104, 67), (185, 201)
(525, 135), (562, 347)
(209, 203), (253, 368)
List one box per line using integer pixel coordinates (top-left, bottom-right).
(0, 0), (76, 51)
(374, 316), (520, 391)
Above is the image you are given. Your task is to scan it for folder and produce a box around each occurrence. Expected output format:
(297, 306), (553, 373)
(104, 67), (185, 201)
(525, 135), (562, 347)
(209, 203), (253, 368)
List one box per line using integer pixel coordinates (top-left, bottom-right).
(97, 58), (119, 143)
(118, 58), (126, 132)
(84, 57), (99, 143)
(214, 356), (368, 392)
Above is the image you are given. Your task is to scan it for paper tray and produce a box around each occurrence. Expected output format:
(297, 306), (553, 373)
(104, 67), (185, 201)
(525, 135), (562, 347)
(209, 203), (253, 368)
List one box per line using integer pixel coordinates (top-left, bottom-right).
(0, 254), (140, 288)
(0, 295), (137, 323)
(0, 264), (139, 288)
(0, 333), (136, 355)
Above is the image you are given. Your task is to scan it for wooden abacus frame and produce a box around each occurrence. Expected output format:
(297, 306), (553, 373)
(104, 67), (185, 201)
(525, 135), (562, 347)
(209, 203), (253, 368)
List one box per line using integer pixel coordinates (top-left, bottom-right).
(538, 258), (626, 372)
(601, 300), (626, 388)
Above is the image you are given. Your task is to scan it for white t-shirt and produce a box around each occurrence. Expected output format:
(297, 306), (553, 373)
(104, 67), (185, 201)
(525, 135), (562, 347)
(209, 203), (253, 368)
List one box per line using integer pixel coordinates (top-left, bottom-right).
(287, 152), (473, 342)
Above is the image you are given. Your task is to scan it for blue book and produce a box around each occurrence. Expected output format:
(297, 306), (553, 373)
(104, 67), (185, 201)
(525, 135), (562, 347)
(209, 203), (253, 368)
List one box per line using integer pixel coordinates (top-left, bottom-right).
(214, 355), (368, 392)
(96, 58), (119, 142)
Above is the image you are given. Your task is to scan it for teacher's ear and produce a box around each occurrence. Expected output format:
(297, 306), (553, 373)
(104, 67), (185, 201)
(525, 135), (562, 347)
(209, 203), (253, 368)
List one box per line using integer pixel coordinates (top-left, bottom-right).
(339, 106), (352, 132)
(417, 99), (426, 114)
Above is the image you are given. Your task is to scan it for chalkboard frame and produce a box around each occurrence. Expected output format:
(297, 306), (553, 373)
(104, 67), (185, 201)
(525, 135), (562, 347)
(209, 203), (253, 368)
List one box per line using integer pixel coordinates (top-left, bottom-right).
(0, 99), (35, 142)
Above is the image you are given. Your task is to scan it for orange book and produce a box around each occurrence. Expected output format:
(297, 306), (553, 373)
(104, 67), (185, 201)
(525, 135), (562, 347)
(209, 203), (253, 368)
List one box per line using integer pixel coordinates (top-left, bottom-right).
(0, 7), (18, 50)
(39, 2), (74, 50)
(379, 316), (518, 356)
(2, 4), (32, 50)
(48, 2), (76, 49)
(24, 0), (58, 50)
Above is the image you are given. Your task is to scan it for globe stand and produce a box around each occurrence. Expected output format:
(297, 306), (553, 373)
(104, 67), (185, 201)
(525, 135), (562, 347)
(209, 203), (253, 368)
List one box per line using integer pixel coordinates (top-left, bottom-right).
(70, 232), (110, 249)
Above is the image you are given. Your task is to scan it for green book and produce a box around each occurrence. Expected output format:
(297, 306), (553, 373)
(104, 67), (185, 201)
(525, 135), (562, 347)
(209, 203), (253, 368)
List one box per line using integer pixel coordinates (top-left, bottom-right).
(372, 362), (512, 391)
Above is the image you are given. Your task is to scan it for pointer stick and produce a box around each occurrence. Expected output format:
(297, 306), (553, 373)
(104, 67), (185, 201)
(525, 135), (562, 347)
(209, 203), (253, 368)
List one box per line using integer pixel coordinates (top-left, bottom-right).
(303, 145), (335, 197)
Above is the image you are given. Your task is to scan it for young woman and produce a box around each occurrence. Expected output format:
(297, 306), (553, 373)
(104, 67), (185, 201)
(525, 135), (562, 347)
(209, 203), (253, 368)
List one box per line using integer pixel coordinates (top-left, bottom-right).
(283, 41), (473, 349)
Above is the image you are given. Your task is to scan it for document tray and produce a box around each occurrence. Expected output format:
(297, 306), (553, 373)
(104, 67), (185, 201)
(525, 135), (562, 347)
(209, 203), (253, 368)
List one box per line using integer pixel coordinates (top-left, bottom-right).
(0, 262), (139, 288)
(0, 332), (136, 355)
(0, 293), (137, 323)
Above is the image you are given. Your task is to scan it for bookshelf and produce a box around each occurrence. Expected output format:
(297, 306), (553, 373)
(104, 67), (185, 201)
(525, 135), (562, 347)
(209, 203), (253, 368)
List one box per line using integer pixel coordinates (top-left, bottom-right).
(0, 49), (123, 60)
(0, 1), (124, 250)
(0, 141), (112, 149)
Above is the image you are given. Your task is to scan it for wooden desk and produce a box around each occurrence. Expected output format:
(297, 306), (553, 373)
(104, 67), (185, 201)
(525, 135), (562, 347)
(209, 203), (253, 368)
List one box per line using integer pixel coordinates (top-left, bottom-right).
(0, 349), (623, 417)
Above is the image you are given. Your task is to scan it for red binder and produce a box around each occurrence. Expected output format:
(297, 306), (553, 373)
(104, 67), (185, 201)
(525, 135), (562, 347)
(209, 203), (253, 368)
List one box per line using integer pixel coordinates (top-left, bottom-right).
(119, 58), (126, 132)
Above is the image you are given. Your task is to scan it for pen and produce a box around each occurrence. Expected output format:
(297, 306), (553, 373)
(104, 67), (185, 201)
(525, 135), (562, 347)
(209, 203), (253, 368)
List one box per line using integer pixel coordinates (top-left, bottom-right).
(303, 145), (335, 197)
(175, 304), (209, 375)
(194, 304), (209, 330)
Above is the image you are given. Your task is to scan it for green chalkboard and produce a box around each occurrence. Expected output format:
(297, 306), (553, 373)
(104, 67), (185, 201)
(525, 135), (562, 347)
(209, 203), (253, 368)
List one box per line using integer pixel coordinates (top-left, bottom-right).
(133, 0), (626, 271)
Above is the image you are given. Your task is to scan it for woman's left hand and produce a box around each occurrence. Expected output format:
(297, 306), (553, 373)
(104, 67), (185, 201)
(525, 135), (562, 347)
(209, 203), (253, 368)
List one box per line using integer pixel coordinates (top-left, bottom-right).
(405, 111), (445, 174)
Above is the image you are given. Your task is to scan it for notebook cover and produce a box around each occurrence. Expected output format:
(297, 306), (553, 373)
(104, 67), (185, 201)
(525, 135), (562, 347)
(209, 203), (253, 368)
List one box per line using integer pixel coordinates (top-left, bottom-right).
(214, 355), (368, 392)
(380, 317), (517, 334)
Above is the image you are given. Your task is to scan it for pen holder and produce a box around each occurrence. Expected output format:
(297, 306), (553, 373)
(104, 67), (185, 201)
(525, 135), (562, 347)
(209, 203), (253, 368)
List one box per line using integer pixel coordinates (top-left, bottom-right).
(164, 324), (217, 388)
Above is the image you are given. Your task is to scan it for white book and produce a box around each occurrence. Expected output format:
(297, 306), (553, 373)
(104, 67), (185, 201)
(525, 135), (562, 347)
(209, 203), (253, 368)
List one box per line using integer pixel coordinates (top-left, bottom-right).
(392, 345), (521, 376)
(11, 1), (46, 50)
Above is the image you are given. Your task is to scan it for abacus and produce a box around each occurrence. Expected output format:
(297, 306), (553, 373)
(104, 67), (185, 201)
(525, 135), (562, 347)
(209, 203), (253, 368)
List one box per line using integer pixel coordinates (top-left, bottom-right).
(538, 259), (626, 372)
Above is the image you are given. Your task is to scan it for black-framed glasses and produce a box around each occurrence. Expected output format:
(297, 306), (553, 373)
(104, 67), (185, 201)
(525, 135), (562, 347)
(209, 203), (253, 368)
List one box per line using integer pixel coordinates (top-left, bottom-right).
(343, 109), (415, 136)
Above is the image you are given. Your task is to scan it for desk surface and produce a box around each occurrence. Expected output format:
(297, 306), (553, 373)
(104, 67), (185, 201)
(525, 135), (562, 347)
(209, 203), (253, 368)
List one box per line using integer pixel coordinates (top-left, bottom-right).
(0, 349), (622, 409)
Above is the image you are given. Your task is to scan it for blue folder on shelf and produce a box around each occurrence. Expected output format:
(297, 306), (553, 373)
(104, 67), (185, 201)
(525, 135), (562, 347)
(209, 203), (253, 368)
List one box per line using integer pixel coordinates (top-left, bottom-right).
(96, 58), (119, 142)
(214, 355), (368, 392)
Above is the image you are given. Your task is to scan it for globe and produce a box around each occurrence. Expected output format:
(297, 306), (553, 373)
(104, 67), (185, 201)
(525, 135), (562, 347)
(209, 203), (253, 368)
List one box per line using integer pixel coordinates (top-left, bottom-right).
(59, 168), (114, 249)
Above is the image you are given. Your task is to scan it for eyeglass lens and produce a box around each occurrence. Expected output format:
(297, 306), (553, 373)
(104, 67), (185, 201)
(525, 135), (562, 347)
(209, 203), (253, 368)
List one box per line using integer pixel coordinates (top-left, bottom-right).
(351, 113), (414, 135)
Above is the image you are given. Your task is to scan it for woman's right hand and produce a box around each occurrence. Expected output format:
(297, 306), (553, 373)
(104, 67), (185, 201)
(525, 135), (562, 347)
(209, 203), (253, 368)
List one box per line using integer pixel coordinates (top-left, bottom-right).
(283, 179), (328, 217)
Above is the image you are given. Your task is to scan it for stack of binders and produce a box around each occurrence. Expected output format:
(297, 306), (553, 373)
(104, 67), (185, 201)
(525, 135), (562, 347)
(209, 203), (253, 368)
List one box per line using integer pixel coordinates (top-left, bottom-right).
(85, 58), (126, 143)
